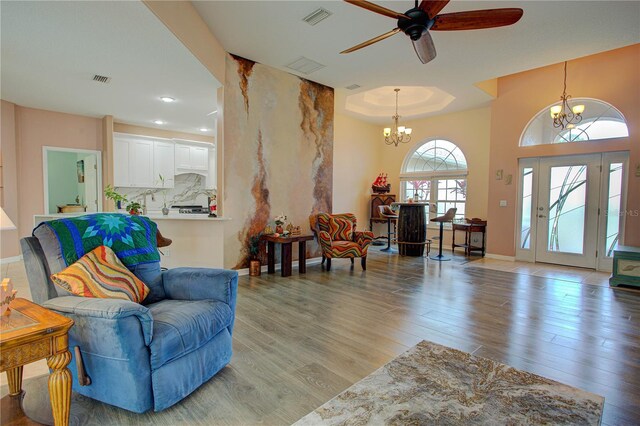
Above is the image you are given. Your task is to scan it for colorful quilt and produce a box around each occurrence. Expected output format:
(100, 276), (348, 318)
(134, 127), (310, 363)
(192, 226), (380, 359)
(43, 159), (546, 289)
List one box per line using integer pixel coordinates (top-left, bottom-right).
(35, 213), (159, 268)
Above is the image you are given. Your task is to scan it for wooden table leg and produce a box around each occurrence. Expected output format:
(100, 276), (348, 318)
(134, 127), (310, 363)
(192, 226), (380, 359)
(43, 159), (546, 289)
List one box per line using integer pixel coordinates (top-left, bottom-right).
(299, 241), (307, 274)
(6, 366), (23, 397)
(267, 241), (275, 274)
(281, 242), (292, 277)
(47, 351), (72, 426)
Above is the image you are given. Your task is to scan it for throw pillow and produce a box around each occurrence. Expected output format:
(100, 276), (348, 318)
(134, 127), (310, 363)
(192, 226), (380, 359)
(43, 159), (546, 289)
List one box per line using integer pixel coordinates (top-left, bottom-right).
(328, 217), (354, 241)
(51, 245), (150, 303)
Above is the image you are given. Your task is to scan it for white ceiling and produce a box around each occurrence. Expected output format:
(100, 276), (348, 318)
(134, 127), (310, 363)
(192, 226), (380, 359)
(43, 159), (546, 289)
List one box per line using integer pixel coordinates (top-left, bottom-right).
(1, 1), (220, 135)
(193, 0), (640, 123)
(1, 1), (637, 130)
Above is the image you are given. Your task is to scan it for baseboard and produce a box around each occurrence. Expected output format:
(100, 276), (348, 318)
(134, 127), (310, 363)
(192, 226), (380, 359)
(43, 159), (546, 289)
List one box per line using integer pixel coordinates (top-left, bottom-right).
(484, 253), (516, 261)
(0, 255), (23, 265)
(236, 256), (323, 276)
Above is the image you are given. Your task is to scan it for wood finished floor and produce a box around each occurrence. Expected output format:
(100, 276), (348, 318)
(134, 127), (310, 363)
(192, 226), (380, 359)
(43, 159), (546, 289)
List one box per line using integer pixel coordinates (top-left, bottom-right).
(2, 250), (639, 425)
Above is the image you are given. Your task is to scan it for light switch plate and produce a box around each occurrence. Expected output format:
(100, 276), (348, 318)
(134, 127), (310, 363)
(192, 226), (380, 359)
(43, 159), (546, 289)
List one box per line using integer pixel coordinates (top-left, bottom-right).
(499, 200), (507, 207)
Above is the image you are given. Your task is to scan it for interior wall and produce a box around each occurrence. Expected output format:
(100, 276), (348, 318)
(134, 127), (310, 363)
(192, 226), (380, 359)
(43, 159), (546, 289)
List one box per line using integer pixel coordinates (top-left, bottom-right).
(332, 112), (381, 226)
(1, 100), (19, 259)
(224, 55), (334, 269)
(488, 44), (640, 256)
(13, 105), (103, 249)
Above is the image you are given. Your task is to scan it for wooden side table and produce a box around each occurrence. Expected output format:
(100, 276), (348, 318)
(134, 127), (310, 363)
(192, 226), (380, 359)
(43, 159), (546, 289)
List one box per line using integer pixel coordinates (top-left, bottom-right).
(0, 298), (74, 426)
(452, 220), (487, 256)
(261, 234), (314, 277)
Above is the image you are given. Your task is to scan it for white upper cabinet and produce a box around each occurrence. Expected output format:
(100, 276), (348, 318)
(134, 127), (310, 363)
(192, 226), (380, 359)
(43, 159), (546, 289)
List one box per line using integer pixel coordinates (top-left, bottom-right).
(174, 141), (212, 174)
(113, 138), (131, 187)
(130, 139), (154, 188)
(113, 134), (174, 188)
(154, 141), (175, 188)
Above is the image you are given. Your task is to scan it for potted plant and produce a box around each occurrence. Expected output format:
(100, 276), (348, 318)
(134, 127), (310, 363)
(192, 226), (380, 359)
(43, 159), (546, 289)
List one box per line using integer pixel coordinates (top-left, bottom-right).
(126, 201), (142, 215)
(104, 184), (128, 210)
(248, 234), (262, 276)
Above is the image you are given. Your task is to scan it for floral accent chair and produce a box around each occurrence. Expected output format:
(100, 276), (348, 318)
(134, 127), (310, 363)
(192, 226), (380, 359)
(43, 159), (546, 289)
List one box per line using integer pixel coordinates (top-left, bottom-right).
(310, 213), (374, 271)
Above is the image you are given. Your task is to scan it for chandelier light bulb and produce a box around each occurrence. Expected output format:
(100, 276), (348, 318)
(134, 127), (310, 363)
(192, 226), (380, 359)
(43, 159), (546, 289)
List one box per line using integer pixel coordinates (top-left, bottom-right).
(397, 126), (406, 133)
(405, 128), (413, 135)
(572, 104), (585, 115)
(550, 105), (562, 117)
(383, 128), (391, 137)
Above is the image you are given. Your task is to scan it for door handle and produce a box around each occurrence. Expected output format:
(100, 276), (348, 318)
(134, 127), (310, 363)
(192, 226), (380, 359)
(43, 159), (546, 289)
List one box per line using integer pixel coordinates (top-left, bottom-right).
(538, 214), (546, 218)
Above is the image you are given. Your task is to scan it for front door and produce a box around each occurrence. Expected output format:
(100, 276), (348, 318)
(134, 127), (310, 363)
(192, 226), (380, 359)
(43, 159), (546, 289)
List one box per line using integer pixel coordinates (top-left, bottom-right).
(516, 152), (628, 270)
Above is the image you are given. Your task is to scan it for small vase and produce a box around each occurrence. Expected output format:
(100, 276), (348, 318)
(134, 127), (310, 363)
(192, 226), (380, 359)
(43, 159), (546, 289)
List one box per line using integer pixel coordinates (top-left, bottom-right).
(162, 207), (169, 216)
(275, 225), (284, 234)
(249, 260), (261, 276)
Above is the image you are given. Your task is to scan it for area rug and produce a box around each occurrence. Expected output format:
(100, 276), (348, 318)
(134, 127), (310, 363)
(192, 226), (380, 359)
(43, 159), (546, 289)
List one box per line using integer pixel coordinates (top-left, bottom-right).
(294, 340), (604, 425)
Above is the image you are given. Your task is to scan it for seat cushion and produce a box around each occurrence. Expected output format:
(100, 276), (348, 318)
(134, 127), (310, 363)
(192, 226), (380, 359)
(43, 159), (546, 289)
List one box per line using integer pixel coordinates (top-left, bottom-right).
(51, 245), (150, 303)
(329, 241), (364, 258)
(147, 299), (233, 370)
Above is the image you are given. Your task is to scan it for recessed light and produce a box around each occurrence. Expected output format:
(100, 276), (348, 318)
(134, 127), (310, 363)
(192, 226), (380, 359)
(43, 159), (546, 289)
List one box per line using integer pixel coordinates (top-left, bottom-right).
(199, 128), (209, 132)
(160, 96), (175, 103)
(153, 120), (165, 125)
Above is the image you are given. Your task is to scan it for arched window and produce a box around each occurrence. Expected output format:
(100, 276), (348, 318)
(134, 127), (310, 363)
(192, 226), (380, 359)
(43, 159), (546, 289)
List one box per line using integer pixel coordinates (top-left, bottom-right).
(400, 139), (468, 223)
(521, 98), (628, 146)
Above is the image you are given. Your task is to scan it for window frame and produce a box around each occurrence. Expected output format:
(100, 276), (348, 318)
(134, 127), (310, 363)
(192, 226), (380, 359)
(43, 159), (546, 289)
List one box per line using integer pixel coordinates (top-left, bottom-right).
(400, 138), (468, 228)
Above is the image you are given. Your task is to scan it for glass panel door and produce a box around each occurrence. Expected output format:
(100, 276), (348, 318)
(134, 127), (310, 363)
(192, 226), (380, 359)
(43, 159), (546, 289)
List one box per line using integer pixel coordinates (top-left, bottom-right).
(535, 154), (600, 268)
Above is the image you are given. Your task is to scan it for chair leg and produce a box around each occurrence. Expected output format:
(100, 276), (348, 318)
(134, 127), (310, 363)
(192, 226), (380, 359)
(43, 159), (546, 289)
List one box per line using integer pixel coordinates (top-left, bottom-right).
(321, 255), (325, 265)
(429, 222), (451, 261)
(326, 258), (331, 271)
(350, 258), (354, 266)
(361, 256), (367, 270)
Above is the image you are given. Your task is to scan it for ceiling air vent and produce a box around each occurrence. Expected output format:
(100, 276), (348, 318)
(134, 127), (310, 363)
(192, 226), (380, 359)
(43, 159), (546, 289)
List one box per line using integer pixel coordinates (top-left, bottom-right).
(346, 84), (361, 90)
(302, 8), (332, 26)
(92, 74), (111, 84)
(285, 57), (325, 75)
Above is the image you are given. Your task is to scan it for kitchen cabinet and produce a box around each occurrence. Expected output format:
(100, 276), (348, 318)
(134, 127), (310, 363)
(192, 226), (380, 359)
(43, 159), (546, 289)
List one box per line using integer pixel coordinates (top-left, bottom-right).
(154, 141), (175, 188)
(174, 141), (211, 174)
(113, 134), (173, 188)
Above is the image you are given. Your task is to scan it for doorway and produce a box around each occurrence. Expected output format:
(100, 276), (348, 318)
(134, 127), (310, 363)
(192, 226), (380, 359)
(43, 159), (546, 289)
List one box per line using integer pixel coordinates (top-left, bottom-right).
(43, 147), (102, 214)
(516, 152), (627, 271)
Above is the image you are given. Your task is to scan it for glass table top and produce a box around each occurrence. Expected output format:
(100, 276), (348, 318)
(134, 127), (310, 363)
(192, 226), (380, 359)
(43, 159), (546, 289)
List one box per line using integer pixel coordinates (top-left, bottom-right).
(0, 309), (38, 333)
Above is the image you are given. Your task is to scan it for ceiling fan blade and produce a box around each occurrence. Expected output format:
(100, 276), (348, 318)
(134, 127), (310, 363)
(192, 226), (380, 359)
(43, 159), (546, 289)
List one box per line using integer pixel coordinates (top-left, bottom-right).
(431, 8), (523, 31)
(343, 0), (410, 20)
(341, 28), (402, 54)
(412, 31), (437, 64)
(418, 0), (450, 20)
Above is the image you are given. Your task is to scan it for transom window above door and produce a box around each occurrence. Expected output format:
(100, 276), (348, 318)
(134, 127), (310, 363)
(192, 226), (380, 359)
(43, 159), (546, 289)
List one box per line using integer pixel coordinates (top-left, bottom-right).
(520, 98), (629, 146)
(400, 139), (468, 223)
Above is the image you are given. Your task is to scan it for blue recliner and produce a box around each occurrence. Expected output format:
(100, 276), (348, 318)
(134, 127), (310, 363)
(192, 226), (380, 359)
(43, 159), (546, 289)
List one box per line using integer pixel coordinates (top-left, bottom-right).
(20, 221), (238, 413)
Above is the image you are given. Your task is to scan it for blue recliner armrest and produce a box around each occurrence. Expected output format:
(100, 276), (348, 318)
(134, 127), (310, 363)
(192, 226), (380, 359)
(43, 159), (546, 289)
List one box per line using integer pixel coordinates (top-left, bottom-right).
(162, 268), (238, 332)
(43, 296), (153, 345)
(42, 296), (155, 413)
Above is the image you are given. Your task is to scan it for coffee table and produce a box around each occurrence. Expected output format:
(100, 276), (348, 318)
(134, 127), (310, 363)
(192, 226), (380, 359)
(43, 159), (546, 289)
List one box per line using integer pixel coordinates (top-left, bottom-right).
(0, 298), (74, 426)
(260, 234), (314, 277)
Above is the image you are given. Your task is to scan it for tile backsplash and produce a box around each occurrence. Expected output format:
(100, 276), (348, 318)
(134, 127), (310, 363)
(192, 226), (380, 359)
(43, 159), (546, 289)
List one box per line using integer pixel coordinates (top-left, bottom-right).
(116, 174), (214, 211)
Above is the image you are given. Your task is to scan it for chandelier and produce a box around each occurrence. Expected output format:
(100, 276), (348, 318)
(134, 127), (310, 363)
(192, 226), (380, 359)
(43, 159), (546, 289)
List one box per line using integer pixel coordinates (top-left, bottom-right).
(383, 88), (412, 146)
(549, 61), (585, 130)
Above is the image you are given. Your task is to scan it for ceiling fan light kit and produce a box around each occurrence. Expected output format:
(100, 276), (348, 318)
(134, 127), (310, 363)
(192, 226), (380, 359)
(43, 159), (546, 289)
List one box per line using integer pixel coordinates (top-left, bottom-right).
(342, 0), (523, 64)
(549, 61), (585, 130)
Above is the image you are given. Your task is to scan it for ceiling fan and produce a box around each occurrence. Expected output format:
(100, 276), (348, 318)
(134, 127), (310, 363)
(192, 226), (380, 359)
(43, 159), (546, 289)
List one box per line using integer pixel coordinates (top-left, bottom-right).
(341, 0), (524, 64)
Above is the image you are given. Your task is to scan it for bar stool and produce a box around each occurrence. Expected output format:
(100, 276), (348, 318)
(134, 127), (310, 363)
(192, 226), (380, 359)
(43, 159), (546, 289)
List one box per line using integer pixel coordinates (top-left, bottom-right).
(429, 208), (457, 261)
(378, 205), (398, 253)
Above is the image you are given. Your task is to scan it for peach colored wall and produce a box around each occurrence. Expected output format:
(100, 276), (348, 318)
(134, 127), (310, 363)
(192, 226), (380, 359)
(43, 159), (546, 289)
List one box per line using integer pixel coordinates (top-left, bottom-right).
(368, 106), (492, 245)
(488, 44), (640, 256)
(15, 106), (103, 246)
(1, 100), (20, 259)
(333, 112), (381, 226)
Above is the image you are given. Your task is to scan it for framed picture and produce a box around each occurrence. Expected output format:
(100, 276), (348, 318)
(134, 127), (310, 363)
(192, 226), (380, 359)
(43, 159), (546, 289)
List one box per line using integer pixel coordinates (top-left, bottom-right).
(77, 160), (85, 183)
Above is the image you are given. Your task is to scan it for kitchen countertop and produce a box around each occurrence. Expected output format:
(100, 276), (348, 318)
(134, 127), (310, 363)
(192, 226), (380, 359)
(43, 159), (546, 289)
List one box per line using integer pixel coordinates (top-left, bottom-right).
(34, 212), (231, 222)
